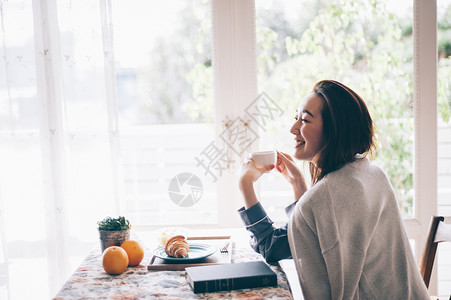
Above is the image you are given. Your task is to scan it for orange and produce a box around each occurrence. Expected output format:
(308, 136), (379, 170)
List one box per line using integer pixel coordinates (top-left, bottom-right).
(120, 240), (144, 267)
(102, 246), (129, 275)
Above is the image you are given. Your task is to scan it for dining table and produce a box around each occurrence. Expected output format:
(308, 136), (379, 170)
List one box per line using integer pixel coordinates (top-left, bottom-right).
(53, 228), (304, 300)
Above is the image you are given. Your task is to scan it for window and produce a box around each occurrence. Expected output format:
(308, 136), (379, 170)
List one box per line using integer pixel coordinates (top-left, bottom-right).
(255, 0), (415, 221)
(111, 0), (216, 228)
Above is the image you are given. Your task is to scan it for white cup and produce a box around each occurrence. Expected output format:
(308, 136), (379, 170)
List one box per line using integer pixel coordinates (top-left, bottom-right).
(250, 150), (277, 168)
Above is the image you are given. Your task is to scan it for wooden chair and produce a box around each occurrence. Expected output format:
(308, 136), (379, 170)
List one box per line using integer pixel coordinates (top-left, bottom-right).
(419, 216), (451, 295)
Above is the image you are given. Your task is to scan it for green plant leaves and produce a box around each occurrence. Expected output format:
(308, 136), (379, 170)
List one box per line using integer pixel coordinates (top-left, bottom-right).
(97, 216), (131, 231)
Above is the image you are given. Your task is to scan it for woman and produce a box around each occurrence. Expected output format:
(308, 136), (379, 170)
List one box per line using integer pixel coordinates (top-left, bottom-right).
(238, 80), (429, 299)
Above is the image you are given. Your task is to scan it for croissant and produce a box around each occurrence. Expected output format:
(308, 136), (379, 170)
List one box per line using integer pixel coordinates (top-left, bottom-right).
(164, 235), (190, 258)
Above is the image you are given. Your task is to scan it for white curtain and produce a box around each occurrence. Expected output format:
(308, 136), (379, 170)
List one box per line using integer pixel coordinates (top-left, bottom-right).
(0, 0), (122, 298)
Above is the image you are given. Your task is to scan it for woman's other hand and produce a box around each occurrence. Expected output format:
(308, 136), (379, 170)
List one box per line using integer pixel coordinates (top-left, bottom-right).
(276, 151), (307, 201)
(238, 159), (274, 185)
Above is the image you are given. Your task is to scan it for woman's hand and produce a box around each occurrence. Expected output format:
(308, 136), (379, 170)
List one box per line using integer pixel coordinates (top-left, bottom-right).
(276, 151), (307, 201)
(238, 159), (274, 185)
(276, 151), (300, 185)
(238, 159), (274, 209)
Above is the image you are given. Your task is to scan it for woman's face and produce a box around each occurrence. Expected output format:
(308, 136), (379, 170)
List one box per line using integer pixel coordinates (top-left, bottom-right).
(290, 92), (324, 164)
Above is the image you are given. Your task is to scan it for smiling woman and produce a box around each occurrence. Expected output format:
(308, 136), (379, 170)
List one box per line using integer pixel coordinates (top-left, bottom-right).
(237, 80), (429, 299)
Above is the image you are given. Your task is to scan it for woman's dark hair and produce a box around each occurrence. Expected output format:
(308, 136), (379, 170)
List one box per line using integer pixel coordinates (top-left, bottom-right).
(310, 80), (376, 184)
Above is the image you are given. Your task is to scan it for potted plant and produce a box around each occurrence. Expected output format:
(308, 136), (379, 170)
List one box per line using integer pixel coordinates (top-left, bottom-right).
(97, 216), (131, 253)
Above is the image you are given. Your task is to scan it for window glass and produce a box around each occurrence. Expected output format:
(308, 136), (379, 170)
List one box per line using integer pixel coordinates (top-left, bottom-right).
(255, 0), (414, 220)
(112, 0), (215, 227)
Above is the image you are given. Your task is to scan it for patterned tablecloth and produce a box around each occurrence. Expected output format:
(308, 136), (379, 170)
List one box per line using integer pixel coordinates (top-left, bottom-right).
(53, 238), (293, 299)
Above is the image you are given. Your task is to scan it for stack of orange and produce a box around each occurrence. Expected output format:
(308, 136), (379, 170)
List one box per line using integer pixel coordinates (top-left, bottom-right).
(102, 240), (144, 275)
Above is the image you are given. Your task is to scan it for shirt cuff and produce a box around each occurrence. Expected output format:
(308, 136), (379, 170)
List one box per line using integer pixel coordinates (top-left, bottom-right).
(238, 202), (269, 228)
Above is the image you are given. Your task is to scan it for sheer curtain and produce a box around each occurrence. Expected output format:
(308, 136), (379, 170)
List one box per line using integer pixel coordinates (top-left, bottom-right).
(0, 0), (122, 298)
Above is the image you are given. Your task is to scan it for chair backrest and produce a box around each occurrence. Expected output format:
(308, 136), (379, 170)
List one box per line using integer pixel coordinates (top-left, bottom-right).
(419, 216), (451, 288)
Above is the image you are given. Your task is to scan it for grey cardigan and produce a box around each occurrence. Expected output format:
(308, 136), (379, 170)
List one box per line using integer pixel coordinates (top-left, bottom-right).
(288, 157), (429, 299)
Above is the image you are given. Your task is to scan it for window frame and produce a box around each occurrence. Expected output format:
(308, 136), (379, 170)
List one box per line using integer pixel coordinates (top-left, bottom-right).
(410, 0), (438, 292)
(212, 0), (259, 226)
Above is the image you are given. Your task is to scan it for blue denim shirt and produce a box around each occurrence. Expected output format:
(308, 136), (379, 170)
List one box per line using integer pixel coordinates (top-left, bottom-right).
(238, 202), (296, 263)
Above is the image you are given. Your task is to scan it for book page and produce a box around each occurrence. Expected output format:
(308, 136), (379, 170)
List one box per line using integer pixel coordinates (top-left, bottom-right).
(279, 259), (304, 300)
